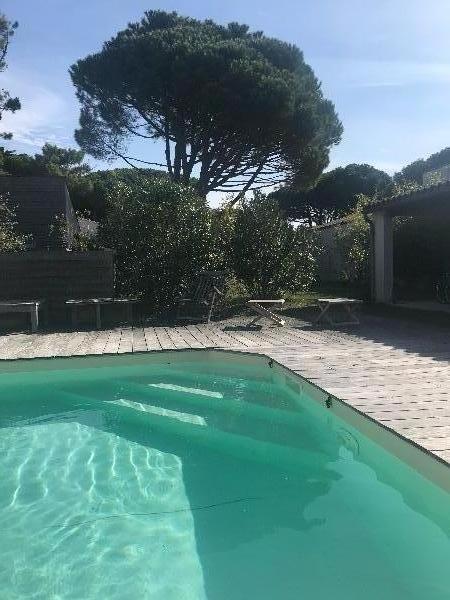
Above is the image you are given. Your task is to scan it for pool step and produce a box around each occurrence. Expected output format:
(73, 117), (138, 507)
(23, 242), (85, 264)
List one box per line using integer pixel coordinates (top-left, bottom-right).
(64, 379), (334, 453)
(121, 366), (291, 410)
(57, 390), (336, 477)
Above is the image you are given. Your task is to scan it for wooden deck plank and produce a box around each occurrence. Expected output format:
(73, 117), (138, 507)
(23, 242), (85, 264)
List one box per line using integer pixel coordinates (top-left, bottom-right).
(176, 327), (205, 349)
(3, 333), (43, 359)
(161, 327), (187, 349)
(197, 325), (239, 348)
(154, 327), (176, 350)
(131, 327), (148, 352)
(435, 450), (450, 461)
(72, 331), (102, 356)
(103, 328), (122, 354)
(0, 333), (40, 359)
(56, 331), (89, 357)
(143, 327), (162, 351)
(89, 330), (113, 355)
(206, 327), (253, 348)
(184, 325), (216, 347)
(118, 327), (133, 354)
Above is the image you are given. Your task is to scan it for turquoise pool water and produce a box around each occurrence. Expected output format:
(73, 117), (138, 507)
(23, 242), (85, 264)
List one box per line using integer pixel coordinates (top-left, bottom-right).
(0, 351), (449, 599)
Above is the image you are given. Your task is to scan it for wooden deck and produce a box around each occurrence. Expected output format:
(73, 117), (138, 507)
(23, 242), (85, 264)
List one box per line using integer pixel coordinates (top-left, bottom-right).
(0, 312), (449, 464)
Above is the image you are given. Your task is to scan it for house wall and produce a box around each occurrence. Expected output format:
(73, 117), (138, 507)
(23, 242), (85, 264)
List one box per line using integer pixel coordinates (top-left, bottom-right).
(0, 176), (80, 249)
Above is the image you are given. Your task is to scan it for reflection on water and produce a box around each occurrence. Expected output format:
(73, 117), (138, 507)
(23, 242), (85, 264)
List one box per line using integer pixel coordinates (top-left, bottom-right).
(0, 356), (449, 599)
(0, 422), (206, 599)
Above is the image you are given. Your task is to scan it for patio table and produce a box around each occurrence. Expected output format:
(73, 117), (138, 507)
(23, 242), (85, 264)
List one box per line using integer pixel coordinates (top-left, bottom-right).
(314, 298), (363, 326)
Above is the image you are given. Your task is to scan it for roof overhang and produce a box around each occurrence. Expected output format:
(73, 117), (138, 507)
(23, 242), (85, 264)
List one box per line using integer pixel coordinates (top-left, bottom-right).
(366, 181), (450, 217)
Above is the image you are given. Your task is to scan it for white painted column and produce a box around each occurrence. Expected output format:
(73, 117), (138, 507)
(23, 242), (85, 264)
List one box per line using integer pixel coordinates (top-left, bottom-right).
(372, 211), (393, 303)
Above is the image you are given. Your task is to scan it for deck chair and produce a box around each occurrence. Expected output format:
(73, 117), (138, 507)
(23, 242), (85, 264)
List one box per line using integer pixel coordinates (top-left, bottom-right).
(176, 271), (226, 324)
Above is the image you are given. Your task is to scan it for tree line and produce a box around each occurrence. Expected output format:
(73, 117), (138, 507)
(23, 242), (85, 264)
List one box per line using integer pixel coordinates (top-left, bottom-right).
(2, 8), (449, 227)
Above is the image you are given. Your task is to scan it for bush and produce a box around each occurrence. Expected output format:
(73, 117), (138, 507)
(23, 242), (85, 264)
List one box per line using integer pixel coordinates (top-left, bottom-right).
(49, 211), (102, 251)
(231, 193), (317, 297)
(99, 176), (213, 308)
(334, 195), (371, 287)
(0, 197), (29, 252)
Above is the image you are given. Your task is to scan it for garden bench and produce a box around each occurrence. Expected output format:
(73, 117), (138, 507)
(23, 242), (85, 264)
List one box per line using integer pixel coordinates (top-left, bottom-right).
(247, 299), (285, 326)
(66, 297), (138, 329)
(314, 298), (363, 326)
(0, 300), (44, 333)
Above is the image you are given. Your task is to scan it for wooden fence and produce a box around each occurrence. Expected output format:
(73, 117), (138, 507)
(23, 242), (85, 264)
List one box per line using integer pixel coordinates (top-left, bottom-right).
(0, 250), (114, 326)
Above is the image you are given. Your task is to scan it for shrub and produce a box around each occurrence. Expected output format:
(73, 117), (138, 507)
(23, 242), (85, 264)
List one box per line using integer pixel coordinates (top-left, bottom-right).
(231, 192), (316, 297)
(99, 176), (212, 308)
(0, 196), (29, 251)
(48, 211), (100, 251)
(209, 205), (236, 273)
(334, 195), (371, 287)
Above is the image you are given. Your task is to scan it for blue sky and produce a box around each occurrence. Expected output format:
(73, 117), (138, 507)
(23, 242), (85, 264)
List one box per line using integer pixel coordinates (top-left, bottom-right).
(2, 0), (450, 203)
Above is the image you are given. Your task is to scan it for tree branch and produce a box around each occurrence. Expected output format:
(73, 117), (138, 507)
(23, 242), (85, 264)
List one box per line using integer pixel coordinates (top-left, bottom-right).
(227, 162), (266, 207)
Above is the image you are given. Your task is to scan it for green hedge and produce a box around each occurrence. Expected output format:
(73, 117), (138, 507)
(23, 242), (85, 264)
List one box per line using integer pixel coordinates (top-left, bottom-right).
(99, 177), (212, 308)
(100, 181), (318, 307)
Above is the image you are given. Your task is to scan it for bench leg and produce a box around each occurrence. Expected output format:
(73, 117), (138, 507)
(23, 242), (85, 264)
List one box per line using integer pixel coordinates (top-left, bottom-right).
(343, 304), (360, 325)
(328, 305), (359, 326)
(248, 303), (285, 327)
(315, 303), (332, 324)
(248, 315), (263, 327)
(30, 306), (39, 333)
(316, 303), (360, 326)
(95, 304), (102, 330)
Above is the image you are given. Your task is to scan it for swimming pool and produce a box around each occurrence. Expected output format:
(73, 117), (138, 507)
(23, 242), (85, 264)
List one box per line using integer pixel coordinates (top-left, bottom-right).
(0, 350), (449, 599)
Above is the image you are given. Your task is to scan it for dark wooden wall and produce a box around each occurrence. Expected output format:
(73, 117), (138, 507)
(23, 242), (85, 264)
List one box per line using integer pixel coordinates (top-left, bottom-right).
(0, 250), (115, 325)
(0, 176), (80, 249)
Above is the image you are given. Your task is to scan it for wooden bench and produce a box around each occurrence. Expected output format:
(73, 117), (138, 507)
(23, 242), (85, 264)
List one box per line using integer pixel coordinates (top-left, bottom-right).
(0, 300), (44, 333)
(315, 298), (363, 326)
(247, 299), (285, 326)
(65, 298), (138, 329)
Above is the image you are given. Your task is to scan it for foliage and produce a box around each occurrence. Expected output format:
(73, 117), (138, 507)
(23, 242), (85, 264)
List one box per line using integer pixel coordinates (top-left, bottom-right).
(0, 196), (29, 251)
(334, 195), (371, 287)
(230, 192), (317, 297)
(37, 143), (90, 177)
(0, 146), (167, 219)
(0, 143), (90, 177)
(0, 14), (20, 140)
(47, 213), (69, 249)
(67, 167), (166, 219)
(70, 10), (342, 203)
(394, 146), (450, 184)
(99, 176), (212, 307)
(272, 163), (392, 225)
(209, 205), (236, 272)
(48, 211), (101, 251)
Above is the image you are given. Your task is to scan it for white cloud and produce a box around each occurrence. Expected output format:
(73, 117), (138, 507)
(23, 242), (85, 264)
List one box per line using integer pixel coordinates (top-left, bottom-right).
(1, 71), (73, 150)
(316, 58), (450, 90)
